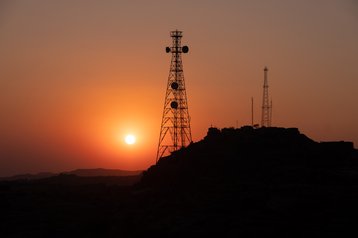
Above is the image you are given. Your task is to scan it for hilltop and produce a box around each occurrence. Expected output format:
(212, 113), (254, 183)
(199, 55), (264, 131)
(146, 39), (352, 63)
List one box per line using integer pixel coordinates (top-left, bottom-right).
(141, 126), (357, 187)
(132, 126), (358, 236)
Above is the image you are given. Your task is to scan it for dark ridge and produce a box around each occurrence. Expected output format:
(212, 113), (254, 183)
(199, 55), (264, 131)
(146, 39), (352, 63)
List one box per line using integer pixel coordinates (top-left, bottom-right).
(64, 168), (143, 177)
(140, 126), (357, 187)
(0, 168), (143, 181)
(0, 172), (57, 181)
(34, 173), (142, 186)
(129, 127), (358, 237)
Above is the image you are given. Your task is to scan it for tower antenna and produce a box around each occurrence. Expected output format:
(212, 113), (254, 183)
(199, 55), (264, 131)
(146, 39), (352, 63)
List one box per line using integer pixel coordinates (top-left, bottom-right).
(156, 30), (192, 162)
(251, 97), (254, 126)
(261, 67), (271, 127)
(270, 99), (273, 126)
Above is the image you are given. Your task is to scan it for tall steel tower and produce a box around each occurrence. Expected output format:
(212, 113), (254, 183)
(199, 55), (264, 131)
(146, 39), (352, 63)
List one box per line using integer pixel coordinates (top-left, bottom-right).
(156, 30), (192, 162)
(261, 66), (271, 127)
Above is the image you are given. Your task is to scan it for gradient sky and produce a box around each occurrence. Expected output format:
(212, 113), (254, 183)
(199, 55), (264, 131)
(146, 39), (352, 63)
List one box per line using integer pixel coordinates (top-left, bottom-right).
(0, 0), (357, 176)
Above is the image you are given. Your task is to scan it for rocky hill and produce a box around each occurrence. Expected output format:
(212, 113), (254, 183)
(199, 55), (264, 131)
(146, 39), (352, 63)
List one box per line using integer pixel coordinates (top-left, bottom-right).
(141, 126), (357, 187)
(131, 126), (358, 237)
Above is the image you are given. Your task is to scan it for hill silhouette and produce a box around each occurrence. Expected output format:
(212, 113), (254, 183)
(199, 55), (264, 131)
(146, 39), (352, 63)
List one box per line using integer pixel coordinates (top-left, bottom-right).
(141, 126), (357, 187)
(134, 126), (358, 237)
(0, 168), (142, 181)
(64, 168), (143, 177)
(1, 126), (358, 237)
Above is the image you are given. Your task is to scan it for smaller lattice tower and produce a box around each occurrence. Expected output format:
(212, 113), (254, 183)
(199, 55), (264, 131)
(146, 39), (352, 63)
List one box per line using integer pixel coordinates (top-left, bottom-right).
(261, 66), (272, 127)
(156, 30), (192, 162)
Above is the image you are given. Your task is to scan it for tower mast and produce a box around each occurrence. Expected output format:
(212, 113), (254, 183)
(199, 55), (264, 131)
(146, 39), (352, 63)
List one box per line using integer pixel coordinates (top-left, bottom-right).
(251, 97), (254, 126)
(261, 67), (271, 127)
(156, 30), (192, 162)
(270, 99), (273, 127)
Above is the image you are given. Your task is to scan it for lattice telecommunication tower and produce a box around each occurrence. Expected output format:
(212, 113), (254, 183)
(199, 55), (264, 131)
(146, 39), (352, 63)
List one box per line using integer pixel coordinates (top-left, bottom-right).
(156, 30), (192, 162)
(261, 66), (272, 127)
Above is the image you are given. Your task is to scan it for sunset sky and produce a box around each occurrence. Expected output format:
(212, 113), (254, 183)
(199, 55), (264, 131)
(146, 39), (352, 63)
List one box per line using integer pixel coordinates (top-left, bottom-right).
(0, 0), (357, 176)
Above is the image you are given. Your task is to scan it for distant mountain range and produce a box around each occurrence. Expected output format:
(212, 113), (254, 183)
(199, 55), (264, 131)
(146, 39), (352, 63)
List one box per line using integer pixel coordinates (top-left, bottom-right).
(0, 168), (143, 181)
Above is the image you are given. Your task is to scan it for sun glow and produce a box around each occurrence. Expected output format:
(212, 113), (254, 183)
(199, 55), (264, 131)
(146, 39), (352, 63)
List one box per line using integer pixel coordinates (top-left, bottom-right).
(124, 134), (136, 145)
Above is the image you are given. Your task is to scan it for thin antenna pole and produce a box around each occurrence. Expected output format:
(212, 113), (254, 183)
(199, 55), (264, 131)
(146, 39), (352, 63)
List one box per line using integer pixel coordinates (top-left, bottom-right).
(251, 97), (254, 126)
(270, 99), (273, 126)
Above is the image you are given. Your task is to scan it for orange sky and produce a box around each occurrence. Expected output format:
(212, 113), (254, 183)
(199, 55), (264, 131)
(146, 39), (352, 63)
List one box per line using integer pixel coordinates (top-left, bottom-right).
(0, 1), (357, 176)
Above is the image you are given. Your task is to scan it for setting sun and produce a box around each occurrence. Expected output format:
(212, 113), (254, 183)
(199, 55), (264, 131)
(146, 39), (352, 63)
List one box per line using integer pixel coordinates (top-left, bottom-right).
(124, 134), (136, 145)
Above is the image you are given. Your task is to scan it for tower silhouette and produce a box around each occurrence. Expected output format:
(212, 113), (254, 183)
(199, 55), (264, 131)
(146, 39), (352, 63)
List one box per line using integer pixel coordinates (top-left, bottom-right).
(261, 67), (272, 127)
(156, 30), (192, 162)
